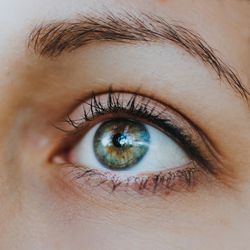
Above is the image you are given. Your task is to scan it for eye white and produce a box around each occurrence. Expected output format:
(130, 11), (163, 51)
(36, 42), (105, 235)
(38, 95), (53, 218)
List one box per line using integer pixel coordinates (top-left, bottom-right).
(70, 122), (191, 174)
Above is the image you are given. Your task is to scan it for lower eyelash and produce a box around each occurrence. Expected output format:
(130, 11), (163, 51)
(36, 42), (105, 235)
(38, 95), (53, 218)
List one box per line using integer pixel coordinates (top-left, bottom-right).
(65, 163), (203, 195)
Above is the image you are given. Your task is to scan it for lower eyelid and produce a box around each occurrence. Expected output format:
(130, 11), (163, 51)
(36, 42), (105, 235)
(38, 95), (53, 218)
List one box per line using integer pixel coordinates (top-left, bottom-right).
(58, 161), (210, 196)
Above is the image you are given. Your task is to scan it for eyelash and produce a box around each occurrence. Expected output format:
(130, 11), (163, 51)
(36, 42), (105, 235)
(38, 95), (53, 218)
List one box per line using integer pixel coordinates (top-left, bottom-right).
(55, 90), (215, 195)
(66, 165), (201, 195)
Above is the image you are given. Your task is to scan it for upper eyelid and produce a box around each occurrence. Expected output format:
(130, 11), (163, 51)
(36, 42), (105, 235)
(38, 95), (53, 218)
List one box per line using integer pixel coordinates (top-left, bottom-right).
(64, 91), (190, 127)
(63, 90), (212, 143)
(59, 90), (221, 160)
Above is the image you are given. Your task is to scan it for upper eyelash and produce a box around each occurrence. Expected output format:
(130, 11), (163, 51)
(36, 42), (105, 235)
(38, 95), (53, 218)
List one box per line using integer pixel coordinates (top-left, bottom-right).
(66, 91), (157, 126)
(65, 90), (181, 136)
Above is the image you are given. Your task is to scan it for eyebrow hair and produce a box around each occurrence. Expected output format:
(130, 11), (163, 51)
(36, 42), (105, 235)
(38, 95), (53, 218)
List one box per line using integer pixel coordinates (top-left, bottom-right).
(28, 12), (250, 101)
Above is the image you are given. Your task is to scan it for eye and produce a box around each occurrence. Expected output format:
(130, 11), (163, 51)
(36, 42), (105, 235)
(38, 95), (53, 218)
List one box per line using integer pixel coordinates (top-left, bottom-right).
(69, 118), (191, 173)
(53, 91), (219, 195)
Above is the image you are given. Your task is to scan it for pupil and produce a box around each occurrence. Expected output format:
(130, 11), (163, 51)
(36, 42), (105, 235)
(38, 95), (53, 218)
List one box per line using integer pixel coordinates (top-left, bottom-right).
(112, 133), (127, 148)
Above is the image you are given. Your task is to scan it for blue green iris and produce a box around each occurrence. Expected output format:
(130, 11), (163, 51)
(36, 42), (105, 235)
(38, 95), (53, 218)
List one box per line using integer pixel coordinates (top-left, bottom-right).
(94, 119), (150, 170)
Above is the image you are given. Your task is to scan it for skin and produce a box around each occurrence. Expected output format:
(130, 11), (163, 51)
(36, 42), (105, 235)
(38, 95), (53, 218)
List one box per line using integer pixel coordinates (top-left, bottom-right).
(0, 0), (250, 249)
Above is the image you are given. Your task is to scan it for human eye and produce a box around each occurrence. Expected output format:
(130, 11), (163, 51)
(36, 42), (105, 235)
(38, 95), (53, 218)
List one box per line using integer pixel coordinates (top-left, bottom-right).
(51, 90), (221, 196)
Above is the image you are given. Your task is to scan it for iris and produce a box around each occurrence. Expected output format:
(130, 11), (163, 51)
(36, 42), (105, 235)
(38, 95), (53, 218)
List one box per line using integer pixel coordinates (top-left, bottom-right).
(94, 119), (150, 170)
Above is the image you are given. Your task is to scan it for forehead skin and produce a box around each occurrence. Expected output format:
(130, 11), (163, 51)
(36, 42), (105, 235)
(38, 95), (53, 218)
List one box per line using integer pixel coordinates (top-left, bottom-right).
(0, 1), (250, 250)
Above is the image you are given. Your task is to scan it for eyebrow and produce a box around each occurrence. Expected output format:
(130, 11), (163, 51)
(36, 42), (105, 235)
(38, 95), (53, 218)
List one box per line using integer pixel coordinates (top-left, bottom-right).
(28, 12), (250, 101)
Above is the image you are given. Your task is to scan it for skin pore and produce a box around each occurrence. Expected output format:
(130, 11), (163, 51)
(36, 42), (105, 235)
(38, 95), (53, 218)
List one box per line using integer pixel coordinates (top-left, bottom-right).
(0, 0), (250, 249)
